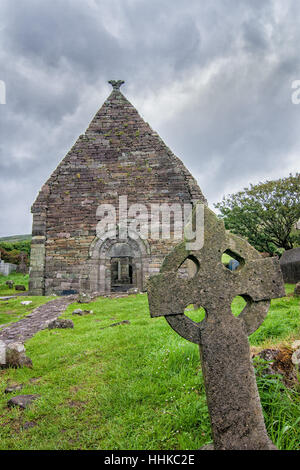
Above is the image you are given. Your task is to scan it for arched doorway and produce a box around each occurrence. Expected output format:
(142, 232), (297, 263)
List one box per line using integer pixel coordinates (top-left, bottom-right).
(86, 229), (150, 295)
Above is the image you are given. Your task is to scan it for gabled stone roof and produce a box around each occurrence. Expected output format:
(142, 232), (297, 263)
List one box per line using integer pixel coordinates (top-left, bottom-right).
(32, 81), (205, 212)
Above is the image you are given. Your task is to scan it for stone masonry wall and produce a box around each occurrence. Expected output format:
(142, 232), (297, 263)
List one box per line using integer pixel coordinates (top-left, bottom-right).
(29, 85), (206, 295)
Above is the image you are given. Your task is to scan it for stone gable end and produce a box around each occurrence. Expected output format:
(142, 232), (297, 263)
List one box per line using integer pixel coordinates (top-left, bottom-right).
(29, 82), (206, 296)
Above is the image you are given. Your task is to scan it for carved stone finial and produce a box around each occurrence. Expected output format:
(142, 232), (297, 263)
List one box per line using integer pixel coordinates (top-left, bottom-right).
(108, 80), (125, 91)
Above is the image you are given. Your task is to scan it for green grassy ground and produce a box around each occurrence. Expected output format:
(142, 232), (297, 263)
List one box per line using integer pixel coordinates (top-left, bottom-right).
(0, 274), (53, 327)
(0, 273), (29, 296)
(0, 296), (56, 328)
(0, 281), (299, 450)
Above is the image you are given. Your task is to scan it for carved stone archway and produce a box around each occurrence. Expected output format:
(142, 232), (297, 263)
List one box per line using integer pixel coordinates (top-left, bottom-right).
(81, 229), (150, 295)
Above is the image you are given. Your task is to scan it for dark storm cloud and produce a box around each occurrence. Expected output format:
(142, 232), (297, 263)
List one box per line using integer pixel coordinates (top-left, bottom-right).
(0, 0), (299, 236)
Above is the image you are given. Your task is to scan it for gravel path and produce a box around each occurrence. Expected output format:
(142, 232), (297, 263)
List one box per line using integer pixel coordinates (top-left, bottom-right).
(0, 296), (76, 345)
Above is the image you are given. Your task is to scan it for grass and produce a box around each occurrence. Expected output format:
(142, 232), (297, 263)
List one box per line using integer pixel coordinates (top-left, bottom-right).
(254, 358), (300, 450)
(0, 296), (56, 328)
(0, 274), (53, 327)
(0, 281), (299, 450)
(0, 273), (29, 296)
(250, 284), (300, 347)
(0, 295), (210, 450)
(221, 253), (233, 265)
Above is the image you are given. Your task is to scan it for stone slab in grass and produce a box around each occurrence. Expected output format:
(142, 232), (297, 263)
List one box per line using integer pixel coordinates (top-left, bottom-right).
(7, 394), (41, 409)
(294, 282), (300, 297)
(72, 308), (94, 315)
(0, 341), (33, 369)
(15, 285), (26, 291)
(47, 319), (74, 329)
(100, 320), (130, 329)
(5, 383), (24, 393)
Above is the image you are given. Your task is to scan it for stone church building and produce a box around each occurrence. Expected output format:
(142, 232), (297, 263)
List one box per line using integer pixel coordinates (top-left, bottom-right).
(29, 81), (205, 296)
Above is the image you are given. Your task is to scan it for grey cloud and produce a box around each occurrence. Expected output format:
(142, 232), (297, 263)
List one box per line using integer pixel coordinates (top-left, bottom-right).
(0, 0), (299, 236)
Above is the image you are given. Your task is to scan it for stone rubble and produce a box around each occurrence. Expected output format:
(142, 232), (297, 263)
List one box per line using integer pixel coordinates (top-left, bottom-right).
(47, 319), (74, 329)
(7, 395), (41, 409)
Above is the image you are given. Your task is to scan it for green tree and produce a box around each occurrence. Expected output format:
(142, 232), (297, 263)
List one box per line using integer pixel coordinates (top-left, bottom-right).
(214, 174), (300, 255)
(0, 240), (31, 265)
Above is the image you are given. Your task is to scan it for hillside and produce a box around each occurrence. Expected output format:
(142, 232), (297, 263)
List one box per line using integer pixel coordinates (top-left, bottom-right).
(0, 234), (31, 242)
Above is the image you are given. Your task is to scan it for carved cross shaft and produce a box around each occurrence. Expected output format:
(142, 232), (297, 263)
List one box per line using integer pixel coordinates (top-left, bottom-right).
(147, 206), (285, 450)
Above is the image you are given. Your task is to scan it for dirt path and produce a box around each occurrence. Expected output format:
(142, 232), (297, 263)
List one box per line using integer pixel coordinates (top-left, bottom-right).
(0, 296), (76, 345)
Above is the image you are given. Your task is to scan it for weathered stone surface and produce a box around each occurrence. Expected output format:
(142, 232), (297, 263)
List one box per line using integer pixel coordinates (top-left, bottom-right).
(100, 320), (130, 329)
(291, 348), (300, 366)
(5, 383), (24, 393)
(47, 319), (74, 329)
(294, 282), (300, 297)
(23, 421), (38, 429)
(7, 395), (40, 409)
(0, 340), (6, 365)
(127, 288), (139, 294)
(0, 342), (32, 369)
(199, 444), (214, 450)
(77, 293), (93, 304)
(108, 80), (125, 90)
(72, 309), (84, 315)
(147, 205), (285, 450)
(15, 285), (26, 291)
(4, 342), (32, 369)
(280, 248), (300, 283)
(29, 81), (206, 297)
(72, 309), (93, 316)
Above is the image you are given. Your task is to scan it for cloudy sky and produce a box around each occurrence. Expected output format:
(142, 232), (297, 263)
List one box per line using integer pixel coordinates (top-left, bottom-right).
(0, 0), (299, 237)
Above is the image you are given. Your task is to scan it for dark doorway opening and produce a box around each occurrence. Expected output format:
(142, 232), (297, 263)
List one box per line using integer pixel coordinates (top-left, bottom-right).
(111, 256), (135, 292)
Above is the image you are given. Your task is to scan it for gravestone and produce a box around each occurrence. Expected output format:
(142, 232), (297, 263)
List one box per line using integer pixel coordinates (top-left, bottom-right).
(147, 205), (285, 450)
(15, 285), (26, 291)
(16, 252), (28, 275)
(279, 248), (300, 283)
(294, 282), (300, 297)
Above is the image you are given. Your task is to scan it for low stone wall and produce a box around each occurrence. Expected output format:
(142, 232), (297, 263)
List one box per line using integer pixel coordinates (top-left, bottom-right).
(0, 261), (17, 276)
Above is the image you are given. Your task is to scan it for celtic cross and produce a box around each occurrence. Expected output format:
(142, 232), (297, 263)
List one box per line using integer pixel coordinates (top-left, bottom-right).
(147, 205), (285, 450)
